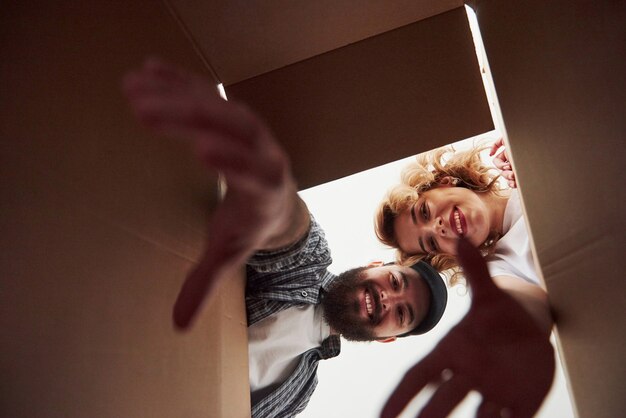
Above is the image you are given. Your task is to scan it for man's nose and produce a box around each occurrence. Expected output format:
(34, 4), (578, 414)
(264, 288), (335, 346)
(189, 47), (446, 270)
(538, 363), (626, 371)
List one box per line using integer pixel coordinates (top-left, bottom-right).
(379, 290), (399, 312)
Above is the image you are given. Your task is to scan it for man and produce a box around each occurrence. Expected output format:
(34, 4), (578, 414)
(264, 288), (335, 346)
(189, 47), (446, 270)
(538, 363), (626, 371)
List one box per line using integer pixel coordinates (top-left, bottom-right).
(123, 59), (556, 418)
(123, 59), (448, 417)
(245, 215), (447, 416)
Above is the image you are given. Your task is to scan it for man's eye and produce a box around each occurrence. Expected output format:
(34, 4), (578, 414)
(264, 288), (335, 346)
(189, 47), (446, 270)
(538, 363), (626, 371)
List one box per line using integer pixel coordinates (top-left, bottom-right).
(392, 276), (399, 290)
(398, 307), (404, 324)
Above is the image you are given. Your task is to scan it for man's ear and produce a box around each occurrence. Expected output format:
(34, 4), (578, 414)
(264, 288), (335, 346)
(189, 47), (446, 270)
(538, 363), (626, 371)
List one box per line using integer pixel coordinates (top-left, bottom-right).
(367, 260), (384, 268)
(376, 336), (397, 344)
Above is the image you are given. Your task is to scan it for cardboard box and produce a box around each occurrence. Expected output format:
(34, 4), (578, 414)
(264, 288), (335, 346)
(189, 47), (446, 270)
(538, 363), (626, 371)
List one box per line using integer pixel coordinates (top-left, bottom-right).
(1, 2), (249, 417)
(168, 1), (492, 188)
(225, 7), (492, 189)
(4, 0), (623, 417)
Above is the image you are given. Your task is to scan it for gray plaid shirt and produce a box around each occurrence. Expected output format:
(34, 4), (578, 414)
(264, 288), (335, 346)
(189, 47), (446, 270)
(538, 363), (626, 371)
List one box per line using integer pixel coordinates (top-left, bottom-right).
(247, 216), (341, 418)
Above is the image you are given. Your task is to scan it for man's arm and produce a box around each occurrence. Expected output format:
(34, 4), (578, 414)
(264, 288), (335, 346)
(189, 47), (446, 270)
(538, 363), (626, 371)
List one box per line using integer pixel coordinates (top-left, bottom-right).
(123, 58), (309, 329)
(262, 193), (311, 251)
(381, 238), (555, 418)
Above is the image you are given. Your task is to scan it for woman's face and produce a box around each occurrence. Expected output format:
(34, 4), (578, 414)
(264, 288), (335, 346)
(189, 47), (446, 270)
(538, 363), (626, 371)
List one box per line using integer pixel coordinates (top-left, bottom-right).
(393, 185), (492, 257)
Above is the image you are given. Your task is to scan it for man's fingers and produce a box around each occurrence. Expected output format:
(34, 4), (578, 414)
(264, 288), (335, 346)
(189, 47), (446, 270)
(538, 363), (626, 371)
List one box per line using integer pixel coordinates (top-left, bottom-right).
(137, 58), (202, 94)
(132, 109), (265, 182)
(123, 59), (197, 101)
(174, 185), (283, 329)
(143, 57), (188, 83)
(123, 71), (185, 99)
(130, 94), (288, 191)
(455, 238), (499, 301)
(173, 217), (254, 329)
(172, 215), (238, 330)
(194, 137), (255, 174)
(173, 253), (220, 329)
(128, 93), (263, 152)
(417, 376), (471, 418)
(124, 64), (262, 149)
(194, 134), (287, 192)
(381, 353), (445, 418)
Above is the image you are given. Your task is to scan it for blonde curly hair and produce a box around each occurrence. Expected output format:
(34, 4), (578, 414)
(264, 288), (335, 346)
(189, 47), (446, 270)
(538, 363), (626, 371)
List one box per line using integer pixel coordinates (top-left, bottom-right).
(375, 145), (505, 285)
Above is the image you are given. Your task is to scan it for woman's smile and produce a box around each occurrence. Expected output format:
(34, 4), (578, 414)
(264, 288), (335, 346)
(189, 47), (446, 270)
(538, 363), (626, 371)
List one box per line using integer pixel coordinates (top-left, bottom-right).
(450, 206), (467, 237)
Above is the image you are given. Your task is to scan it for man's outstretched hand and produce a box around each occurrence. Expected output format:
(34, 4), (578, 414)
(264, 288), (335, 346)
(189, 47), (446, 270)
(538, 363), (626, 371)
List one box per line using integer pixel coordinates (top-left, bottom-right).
(381, 238), (555, 418)
(123, 59), (302, 330)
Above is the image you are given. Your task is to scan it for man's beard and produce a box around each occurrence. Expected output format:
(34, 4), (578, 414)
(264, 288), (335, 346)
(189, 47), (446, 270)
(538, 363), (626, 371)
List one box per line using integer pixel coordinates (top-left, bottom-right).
(321, 271), (382, 342)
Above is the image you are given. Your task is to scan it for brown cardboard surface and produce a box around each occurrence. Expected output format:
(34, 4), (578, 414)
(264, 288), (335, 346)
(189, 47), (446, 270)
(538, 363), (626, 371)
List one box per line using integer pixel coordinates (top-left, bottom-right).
(8, 0), (619, 416)
(0, 2), (249, 417)
(165, 0), (463, 84)
(470, 1), (626, 417)
(227, 8), (493, 190)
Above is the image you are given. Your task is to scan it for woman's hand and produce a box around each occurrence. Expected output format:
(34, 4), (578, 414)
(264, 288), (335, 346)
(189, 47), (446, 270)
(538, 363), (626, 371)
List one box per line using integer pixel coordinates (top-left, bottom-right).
(381, 238), (555, 418)
(490, 138), (517, 188)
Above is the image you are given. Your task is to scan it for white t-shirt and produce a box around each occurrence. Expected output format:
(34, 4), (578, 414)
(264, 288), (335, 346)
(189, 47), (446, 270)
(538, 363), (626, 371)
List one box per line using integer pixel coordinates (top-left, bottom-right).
(248, 304), (330, 396)
(487, 190), (540, 285)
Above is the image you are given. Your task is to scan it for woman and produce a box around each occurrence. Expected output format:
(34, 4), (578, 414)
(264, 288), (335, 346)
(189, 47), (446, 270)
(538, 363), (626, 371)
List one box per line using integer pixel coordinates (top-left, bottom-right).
(375, 142), (551, 331)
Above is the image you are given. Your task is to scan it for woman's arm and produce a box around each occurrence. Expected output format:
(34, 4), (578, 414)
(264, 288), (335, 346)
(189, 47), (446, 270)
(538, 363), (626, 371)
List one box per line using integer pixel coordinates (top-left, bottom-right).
(492, 275), (553, 336)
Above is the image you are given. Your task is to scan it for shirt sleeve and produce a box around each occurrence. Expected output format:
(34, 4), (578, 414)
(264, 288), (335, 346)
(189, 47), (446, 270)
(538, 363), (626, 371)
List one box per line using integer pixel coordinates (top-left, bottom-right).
(247, 214), (332, 274)
(487, 258), (515, 279)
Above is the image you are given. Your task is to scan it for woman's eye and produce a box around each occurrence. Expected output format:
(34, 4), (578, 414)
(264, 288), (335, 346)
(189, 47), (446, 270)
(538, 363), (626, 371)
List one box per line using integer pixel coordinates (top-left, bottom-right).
(392, 276), (399, 290)
(398, 307), (404, 324)
(420, 203), (428, 220)
(430, 237), (439, 252)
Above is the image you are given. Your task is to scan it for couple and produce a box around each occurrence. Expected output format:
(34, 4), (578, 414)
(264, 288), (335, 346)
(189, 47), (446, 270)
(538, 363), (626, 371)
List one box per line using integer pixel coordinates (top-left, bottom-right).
(124, 59), (555, 418)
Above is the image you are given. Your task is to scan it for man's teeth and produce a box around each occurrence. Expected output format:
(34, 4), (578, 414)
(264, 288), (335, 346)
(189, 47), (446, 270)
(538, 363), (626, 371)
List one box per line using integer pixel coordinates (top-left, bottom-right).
(365, 291), (373, 316)
(454, 210), (463, 234)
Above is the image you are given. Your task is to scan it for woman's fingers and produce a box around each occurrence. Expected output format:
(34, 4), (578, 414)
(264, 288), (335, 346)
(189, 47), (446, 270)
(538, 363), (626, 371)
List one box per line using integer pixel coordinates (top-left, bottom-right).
(417, 375), (471, 418)
(381, 351), (447, 418)
(492, 150), (510, 169)
(489, 138), (505, 156)
(476, 400), (511, 418)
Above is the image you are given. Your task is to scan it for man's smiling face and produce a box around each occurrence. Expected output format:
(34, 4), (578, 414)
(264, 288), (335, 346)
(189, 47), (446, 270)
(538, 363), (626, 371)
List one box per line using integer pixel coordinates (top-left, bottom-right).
(322, 264), (430, 342)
